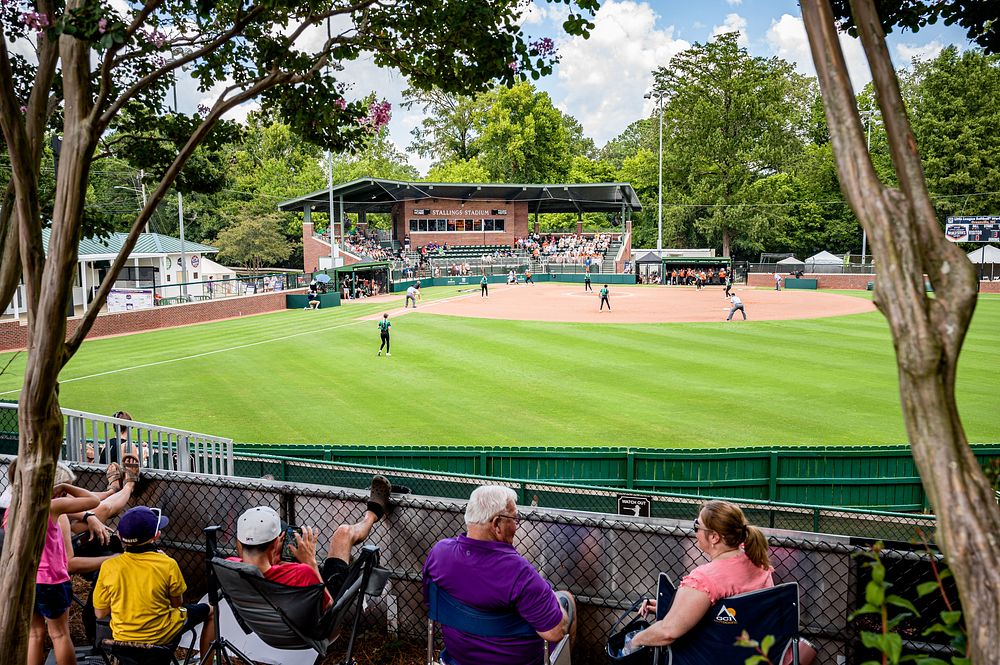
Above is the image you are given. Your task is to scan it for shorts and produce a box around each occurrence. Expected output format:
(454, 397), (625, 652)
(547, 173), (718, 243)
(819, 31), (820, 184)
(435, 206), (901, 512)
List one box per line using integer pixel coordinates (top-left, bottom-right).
(321, 557), (350, 597)
(165, 603), (211, 647)
(35, 580), (73, 619)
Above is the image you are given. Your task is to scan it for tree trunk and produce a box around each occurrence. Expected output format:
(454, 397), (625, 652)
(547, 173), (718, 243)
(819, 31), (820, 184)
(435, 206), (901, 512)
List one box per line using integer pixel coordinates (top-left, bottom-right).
(721, 226), (731, 257)
(801, 2), (1000, 661)
(0, 402), (63, 664)
(0, 184), (20, 312)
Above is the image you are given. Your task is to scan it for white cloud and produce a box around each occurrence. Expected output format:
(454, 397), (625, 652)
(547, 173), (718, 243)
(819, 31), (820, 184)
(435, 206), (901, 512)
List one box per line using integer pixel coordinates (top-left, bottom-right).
(766, 13), (872, 92)
(551, 0), (690, 147)
(711, 13), (748, 47)
(895, 40), (946, 64)
(726, 0), (743, 5)
(518, 1), (552, 26)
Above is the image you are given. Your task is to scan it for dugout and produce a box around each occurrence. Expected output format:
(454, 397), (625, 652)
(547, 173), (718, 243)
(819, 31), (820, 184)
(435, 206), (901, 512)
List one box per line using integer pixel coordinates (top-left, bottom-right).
(661, 256), (733, 285)
(334, 261), (391, 298)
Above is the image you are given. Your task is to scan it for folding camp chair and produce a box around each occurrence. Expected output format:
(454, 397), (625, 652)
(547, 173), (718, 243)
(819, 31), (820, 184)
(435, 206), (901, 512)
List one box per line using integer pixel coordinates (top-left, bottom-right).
(653, 573), (805, 665)
(210, 545), (388, 665)
(94, 610), (198, 665)
(425, 580), (571, 665)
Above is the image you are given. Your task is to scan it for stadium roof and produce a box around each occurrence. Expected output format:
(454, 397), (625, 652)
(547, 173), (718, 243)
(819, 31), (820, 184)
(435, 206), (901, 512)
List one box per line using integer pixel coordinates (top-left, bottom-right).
(277, 178), (642, 215)
(42, 229), (218, 260)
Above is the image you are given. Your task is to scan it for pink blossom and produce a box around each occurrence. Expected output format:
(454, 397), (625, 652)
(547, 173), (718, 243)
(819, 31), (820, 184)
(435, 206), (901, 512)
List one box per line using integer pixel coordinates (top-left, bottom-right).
(98, 18), (108, 34)
(508, 60), (520, 72)
(531, 37), (556, 57)
(197, 103), (211, 118)
(357, 100), (391, 133)
(21, 11), (50, 34)
(334, 98), (347, 111)
(20, 105), (28, 114)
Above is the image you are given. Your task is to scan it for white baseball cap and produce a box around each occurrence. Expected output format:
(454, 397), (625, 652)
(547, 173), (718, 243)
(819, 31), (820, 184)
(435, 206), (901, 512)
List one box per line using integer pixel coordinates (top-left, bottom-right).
(237, 506), (283, 545)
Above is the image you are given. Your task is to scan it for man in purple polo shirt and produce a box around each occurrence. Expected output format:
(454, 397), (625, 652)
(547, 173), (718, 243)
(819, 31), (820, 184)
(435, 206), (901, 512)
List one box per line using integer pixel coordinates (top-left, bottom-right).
(422, 485), (576, 665)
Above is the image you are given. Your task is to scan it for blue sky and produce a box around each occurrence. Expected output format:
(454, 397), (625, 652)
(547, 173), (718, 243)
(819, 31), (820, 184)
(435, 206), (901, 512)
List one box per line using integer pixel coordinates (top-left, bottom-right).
(170, 1), (974, 174)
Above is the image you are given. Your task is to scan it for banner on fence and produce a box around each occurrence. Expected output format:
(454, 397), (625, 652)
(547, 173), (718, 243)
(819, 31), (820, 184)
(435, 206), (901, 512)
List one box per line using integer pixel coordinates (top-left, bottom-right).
(107, 288), (154, 312)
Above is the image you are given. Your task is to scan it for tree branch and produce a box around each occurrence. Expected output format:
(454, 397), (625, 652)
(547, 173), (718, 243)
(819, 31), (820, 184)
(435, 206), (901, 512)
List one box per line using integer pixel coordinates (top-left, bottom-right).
(66, 69), (292, 356)
(96, 6), (268, 130)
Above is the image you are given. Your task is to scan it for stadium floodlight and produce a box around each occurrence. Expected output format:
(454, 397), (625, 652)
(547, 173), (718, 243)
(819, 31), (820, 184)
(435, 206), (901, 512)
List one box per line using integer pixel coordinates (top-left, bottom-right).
(644, 90), (666, 255)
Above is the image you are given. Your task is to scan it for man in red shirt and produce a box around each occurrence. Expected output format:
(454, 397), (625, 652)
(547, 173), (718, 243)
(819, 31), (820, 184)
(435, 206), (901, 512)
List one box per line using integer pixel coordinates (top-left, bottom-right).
(232, 475), (392, 604)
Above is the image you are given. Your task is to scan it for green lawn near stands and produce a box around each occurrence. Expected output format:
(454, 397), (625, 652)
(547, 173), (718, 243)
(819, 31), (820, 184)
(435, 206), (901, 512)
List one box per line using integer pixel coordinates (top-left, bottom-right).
(1, 287), (998, 447)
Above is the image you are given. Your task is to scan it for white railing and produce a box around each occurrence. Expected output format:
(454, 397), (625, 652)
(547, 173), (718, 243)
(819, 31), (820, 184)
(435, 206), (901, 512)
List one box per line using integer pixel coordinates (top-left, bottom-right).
(0, 403), (233, 476)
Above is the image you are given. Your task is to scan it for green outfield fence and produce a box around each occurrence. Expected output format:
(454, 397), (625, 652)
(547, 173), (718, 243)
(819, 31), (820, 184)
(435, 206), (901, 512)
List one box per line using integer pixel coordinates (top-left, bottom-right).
(231, 443), (1000, 512)
(231, 452), (937, 544)
(390, 272), (637, 291)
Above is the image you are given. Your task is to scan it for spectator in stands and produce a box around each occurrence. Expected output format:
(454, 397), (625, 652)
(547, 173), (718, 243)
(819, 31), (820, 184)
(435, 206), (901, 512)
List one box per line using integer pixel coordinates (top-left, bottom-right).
(626, 501), (772, 653)
(422, 485), (577, 665)
(4, 461), (100, 665)
(94, 506), (216, 664)
(232, 476), (392, 607)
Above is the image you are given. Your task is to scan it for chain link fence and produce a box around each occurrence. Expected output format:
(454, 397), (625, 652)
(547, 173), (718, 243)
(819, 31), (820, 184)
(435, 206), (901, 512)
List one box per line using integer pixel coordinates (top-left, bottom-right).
(0, 457), (960, 664)
(233, 454), (938, 545)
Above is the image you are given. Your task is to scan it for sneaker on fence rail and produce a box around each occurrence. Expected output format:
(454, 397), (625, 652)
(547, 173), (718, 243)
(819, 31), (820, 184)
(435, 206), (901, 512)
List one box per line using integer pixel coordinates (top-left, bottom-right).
(390, 483), (411, 495)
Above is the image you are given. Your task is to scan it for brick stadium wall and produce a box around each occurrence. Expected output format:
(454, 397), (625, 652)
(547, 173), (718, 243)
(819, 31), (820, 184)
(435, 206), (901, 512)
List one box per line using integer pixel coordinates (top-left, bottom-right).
(747, 272), (1000, 293)
(394, 198), (529, 247)
(0, 289), (303, 352)
(302, 221), (331, 273)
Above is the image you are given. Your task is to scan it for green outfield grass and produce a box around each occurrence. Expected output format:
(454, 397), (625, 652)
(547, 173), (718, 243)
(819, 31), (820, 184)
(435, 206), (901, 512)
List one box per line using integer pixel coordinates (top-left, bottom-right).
(1, 287), (998, 447)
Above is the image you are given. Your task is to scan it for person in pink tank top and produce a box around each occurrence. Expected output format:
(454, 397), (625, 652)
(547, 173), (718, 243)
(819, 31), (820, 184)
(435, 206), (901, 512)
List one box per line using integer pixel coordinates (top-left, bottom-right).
(628, 500), (774, 650)
(6, 461), (100, 665)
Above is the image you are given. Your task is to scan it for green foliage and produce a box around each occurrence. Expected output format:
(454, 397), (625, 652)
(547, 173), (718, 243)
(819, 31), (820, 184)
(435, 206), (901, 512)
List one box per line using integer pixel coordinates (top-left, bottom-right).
(425, 159), (491, 183)
(735, 629), (777, 665)
(904, 47), (1000, 221)
(850, 542), (968, 665)
(214, 212), (292, 273)
(474, 82), (571, 183)
(402, 89), (483, 165)
(650, 32), (812, 256)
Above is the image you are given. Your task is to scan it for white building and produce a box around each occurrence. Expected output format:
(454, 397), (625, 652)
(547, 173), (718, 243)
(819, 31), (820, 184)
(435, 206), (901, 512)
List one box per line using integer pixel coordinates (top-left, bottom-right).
(4, 231), (226, 317)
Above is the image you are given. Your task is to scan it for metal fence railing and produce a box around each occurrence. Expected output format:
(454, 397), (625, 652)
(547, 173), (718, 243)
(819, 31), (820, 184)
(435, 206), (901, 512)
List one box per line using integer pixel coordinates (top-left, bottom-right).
(0, 457), (959, 665)
(0, 403), (233, 475)
(748, 262), (877, 275)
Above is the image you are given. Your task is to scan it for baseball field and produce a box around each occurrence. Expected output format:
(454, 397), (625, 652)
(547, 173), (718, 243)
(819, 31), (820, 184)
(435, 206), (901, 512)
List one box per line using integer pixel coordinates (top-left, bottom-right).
(0, 283), (997, 447)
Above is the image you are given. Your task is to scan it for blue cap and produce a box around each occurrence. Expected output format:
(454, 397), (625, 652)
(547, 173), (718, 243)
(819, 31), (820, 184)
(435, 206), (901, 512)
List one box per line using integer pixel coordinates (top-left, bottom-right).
(118, 506), (169, 544)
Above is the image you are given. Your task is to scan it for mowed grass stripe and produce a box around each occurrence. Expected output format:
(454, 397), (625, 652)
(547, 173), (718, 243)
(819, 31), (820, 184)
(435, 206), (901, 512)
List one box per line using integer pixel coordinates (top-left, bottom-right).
(0, 289), (996, 447)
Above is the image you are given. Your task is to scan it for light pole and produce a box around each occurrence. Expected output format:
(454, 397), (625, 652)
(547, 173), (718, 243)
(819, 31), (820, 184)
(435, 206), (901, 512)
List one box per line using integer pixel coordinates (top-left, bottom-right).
(644, 89), (665, 254)
(859, 108), (881, 266)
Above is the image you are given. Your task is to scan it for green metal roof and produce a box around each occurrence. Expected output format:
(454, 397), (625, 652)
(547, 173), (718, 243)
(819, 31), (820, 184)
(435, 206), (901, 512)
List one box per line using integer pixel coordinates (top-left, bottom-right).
(42, 229), (217, 259)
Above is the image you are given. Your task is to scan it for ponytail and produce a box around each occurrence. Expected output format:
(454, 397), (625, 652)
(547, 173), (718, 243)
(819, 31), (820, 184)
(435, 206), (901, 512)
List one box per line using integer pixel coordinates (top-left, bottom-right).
(743, 525), (770, 570)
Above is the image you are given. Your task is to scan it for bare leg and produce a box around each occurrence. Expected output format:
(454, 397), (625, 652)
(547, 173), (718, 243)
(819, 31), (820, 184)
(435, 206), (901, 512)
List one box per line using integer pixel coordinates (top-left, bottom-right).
(326, 512), (378, 563)
(46, 612), (77, 665)
(200, 607), (216, 665)
(28, 613), (47, 665)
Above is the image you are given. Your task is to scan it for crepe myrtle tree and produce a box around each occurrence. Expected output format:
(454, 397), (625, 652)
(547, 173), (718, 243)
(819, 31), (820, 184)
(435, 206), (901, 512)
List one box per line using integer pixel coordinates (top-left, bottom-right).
(0, 0), (597, 660)
(800, 1), (1000, 660)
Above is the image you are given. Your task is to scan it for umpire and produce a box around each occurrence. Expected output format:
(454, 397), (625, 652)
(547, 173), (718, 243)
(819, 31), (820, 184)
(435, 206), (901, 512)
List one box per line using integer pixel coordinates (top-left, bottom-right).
(377, 313), (391, 356)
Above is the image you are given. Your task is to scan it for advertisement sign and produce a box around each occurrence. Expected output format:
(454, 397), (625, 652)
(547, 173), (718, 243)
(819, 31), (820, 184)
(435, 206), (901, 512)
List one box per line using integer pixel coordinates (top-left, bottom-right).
(107, 288), (154, 313)
(944, 216), (1000, 243)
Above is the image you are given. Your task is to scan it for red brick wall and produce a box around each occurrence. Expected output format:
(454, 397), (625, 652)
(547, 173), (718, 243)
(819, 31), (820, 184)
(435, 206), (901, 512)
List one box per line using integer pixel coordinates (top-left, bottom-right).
(393, 198), (529, 247)
(747, 272), (1000, 293)
(0, 289), (303, 353)
(302, 221), (332, 273)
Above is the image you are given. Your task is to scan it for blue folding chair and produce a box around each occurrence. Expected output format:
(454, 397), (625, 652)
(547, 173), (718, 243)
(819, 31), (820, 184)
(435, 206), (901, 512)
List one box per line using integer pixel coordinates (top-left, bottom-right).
(425, 581), (570, 665)
(653, 573), (804, 665)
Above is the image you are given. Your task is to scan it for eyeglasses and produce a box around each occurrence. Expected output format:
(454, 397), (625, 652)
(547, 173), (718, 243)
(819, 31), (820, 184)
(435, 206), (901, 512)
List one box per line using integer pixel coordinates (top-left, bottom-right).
(693, 519), (708, 532)
(151, 507), (162, 529)
(494, 513), (520, 525)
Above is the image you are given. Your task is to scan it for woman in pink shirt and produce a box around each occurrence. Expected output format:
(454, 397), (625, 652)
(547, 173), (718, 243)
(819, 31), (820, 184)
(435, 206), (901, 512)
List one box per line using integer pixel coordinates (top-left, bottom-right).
(5, 461), (101, 665)
(629, 500), (773, 649)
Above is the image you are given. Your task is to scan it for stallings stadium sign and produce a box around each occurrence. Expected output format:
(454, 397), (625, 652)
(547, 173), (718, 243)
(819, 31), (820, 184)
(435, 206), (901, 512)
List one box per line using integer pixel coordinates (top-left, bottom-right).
(412, 208), (507, 216)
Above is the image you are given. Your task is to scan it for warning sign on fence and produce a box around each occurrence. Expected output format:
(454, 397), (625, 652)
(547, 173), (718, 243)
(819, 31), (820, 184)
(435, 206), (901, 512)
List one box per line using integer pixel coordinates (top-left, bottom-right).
(617, 495), (651, 518)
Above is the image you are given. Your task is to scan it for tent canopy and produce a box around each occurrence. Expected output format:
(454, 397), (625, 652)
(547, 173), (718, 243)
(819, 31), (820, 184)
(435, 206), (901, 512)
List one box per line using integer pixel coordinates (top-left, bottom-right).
(633, 251), (663, 264)
(776, 256), (804, 265)
(967, 245), (1000, 263)
(805, 251), (842, 265)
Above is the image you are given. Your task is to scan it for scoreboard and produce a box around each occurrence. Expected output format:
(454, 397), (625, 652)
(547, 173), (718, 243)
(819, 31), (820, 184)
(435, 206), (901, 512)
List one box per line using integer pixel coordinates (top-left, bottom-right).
(945, 216), (1000, 243)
